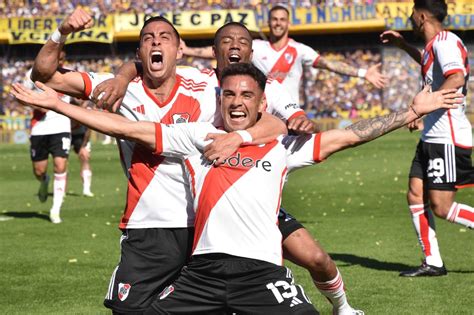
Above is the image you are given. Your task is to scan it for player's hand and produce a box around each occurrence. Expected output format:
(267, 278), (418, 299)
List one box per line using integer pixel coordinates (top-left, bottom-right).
(365, 63), (388, 89)
(380, 30), (406, 48)
(204, 132), (243, 165)
(412, 85), (463, 116)
(59, 8), (93, 36)
(92, 75), (129, 112)
(78, 147), (90, 160)
(11, 82), (61, 111)
(408, 118), (423, 132)
(287, 115), (319, 134)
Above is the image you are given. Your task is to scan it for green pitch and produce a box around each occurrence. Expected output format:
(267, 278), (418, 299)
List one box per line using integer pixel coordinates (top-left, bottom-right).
(1, 130), (473, 314)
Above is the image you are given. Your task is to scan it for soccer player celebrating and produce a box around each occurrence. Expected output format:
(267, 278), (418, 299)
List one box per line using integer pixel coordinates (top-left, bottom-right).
(180, 5), (387, 106)
(30, 9), (285, 313)
(381, 0), (473, 277)
(12, 63), (461, 314)
(94, 22), (367, 315)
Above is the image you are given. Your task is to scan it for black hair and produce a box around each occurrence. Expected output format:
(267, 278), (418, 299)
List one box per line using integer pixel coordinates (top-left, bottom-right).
(220, 63), (267, 92)
(268, 4), (290, 21)
(140, 16), (180, 44)
(213, 22), (252, 47)
(414, 0), (448, 23)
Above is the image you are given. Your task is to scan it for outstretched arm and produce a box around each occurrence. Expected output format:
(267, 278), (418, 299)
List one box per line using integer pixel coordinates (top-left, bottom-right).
(318, 86), (462, 160)
(380, 30), (422, 65)
(12, 82), (156, 150)
(180, 39), (214, 59)
(31, 8), (93, 97)
(316, 58), (388, 89)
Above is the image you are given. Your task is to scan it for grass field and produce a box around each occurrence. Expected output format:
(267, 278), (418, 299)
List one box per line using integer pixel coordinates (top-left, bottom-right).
(1, 130), (473, 314)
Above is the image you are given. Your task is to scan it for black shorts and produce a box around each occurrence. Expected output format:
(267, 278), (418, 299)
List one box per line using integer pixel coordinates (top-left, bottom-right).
(104, 227), (194, 313)
(409, 141), (474, 191)
(71, 133), (90, 154)
(30, 132), (71, 161)
(278, 207), (304, 240)
(146, 254), (318, 315)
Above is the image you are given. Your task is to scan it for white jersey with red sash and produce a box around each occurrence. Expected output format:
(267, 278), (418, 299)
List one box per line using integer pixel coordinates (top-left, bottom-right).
(80, 71), (219, 229)
(421, 30), (471, 148)
(154, 122), (324, 265)
(252, 38), (320, 105)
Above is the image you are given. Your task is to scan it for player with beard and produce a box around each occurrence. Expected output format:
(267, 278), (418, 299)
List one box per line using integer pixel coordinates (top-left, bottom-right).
(12, 63), (461, 314)
(30, 9), (285, 313)
(94, 22), (380, 315)
(381, 0), (473, 277)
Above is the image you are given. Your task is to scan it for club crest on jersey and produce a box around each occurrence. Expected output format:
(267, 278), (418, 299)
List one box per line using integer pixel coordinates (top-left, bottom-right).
(284, 53), (294, 64)
(118, 283), (131, 301)
(172, 113), (190, 124)
(159, 285), (175, 300)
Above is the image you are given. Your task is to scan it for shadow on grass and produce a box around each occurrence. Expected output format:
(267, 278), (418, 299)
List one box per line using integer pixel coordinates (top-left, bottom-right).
(3, 211), (50, 222)
(329, 253), (474, 274)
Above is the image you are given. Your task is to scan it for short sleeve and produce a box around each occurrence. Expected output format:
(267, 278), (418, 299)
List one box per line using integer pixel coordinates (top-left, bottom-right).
(299, 43), (320, 68)
(284, 133), (324, 172)
(264, 80), (304, 122)
(433, 37), (466, 78)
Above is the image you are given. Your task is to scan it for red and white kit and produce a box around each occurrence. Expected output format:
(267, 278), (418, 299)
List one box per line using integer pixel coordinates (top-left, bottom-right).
(252, 39), (320, 105)
(421, 30), (471, 148)
(81, 70), (219, 229)
(154, 122), (324, 265)
(177, 66), (305, 122)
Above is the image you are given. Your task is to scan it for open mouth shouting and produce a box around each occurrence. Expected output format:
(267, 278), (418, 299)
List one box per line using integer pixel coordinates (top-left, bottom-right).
(150, 51), (164, 71)
(228, 51), (241, 64)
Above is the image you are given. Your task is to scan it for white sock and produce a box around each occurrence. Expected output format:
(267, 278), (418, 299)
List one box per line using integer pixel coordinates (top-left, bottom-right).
(314, 269), (352, 314)
(409, 204), (443, 267)
(51, 172), (67, 214)
(81, 169), (92, 194)
(446, 202), (474, 229)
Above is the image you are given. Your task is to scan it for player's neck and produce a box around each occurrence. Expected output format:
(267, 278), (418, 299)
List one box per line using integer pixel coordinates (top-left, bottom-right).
(269, 34), (289, 50)
(143, 74), (177, 103)
(423, 23), (444, 44)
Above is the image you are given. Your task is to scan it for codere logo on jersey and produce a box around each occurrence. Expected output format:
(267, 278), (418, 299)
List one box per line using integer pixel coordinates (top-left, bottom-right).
(222, 153), (272, 172)
(172, 113), (190, 124)
(118, 283), (131, 301)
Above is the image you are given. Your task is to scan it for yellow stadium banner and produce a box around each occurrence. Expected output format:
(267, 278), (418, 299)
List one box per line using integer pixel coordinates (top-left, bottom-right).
(114, 10), (258, 40)
(7, 15), (114, 45)
(376, 1), (474, 30)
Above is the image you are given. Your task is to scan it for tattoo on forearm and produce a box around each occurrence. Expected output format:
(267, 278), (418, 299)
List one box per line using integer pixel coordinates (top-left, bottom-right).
(318, 59), (358, 77)
(345, 108), (410, 141)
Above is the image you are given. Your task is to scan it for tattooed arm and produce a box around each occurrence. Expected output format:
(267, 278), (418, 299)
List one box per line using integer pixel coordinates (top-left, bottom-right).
(317, 86), (462, 160)
(316, 57), (388, 89)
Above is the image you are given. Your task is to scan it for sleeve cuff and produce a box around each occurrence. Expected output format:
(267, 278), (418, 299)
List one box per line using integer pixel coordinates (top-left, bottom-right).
(154, 123), (163, 154)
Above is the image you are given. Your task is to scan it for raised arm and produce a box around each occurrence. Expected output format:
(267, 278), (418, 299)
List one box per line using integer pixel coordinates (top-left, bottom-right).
(180, 39), (214, 59)
(31, 8), (93, 97)
(380, 30), (423, 65)
(12, 82), (156, 150)
(317, 86), (462, 160)
(91, 61), (141, 111)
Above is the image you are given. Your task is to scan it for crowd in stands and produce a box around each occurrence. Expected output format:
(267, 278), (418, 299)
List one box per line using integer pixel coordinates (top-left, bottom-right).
(1, 0), (411, 18)
(1, 41), (473, 127)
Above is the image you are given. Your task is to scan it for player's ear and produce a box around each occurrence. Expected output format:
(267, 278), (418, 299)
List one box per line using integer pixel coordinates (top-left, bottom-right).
(212, 46), (217, 59)
(135, 48), (140, 60)
(249, 49), (253, 61)
(177, 40), (184, 60)
(258, 93), (267, 112)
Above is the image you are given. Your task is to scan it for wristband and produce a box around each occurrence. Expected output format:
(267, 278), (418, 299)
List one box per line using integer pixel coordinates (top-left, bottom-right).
(50, 28), (68, 44)
(235, 130), (253, 144)
(357, 68), (367, 78)
(410, 104), (422, 119)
